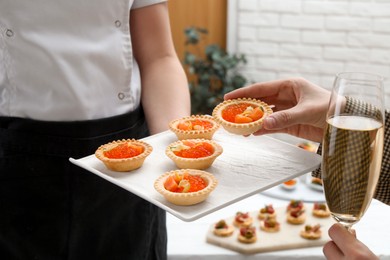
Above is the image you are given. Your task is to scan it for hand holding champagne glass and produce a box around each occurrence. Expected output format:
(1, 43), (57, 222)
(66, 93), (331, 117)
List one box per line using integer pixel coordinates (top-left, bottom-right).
(322, 72), (385, 231)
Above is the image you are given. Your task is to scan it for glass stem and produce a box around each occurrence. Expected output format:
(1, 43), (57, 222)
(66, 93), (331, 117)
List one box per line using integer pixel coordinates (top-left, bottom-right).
(344, 224), (353, 233)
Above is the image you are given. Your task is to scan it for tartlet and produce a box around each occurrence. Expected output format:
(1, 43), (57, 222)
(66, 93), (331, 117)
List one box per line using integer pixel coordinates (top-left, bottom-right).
(165, 139), (223, 170)
(212, 98), (273, 135)
(154, 169), (218, 206)
(95, 139), (152, 172)
(282, 179), (298, 190)
(169, 115), (219, 140)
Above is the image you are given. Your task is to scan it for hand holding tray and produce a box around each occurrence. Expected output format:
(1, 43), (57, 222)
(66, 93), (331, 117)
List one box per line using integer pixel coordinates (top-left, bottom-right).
(70, 129), (321, 222)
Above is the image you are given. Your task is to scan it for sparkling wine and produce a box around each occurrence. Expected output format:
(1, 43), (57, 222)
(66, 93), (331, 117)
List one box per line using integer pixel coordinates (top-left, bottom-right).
(322, 115), (384, 227)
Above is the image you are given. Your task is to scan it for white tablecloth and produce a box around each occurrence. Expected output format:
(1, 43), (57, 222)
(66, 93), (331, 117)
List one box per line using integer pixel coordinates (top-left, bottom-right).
(167, 192), (390, 259)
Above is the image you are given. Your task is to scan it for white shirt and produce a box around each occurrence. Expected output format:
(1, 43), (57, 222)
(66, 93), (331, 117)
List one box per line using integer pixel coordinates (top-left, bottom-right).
(0, 0), (166, 121)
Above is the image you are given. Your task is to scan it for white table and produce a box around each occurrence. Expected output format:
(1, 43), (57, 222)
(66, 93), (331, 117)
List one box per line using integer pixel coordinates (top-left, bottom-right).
(167, 192), (390, 259)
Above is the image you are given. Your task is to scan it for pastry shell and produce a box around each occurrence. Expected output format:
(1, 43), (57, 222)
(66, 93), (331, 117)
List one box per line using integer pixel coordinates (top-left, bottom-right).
(212, 98), (273, 136)
(154, 169), (218, 206)
(169, 115), (220, 140)
(95, 139), (152, 172)
(165, 139), (223, 170)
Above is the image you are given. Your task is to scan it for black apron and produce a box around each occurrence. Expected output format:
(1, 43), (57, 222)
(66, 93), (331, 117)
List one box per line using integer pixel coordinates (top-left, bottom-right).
(0, 107), (167, 260)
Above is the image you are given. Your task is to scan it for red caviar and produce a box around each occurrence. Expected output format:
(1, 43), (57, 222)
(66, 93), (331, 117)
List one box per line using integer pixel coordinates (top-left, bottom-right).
(186, 174), (207, 192)
(222, 103), (263, 123)
(164, 173), (207, 193)
(104, 143), (144, 159)
(173, 141), (214, 158)
(177, 119), (214, 131)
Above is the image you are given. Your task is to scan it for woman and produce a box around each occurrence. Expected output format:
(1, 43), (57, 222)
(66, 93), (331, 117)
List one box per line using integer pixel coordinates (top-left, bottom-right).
(0, 0), (190, 259)
(225, 77), (388, 259)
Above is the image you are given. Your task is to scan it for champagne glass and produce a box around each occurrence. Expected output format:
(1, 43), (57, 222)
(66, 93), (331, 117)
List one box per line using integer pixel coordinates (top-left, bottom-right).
(322, 72), (385, 231)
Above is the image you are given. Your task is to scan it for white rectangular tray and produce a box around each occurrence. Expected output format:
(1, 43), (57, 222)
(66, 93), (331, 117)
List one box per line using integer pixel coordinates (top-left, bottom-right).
(69, 129), (321, 222)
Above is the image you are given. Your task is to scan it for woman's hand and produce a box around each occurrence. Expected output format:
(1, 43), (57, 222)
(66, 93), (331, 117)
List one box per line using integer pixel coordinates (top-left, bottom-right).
(224, 77), (330, 142)
(323, 224), (378, 259)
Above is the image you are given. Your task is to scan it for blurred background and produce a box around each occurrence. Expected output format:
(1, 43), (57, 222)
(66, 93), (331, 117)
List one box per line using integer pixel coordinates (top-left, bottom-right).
(168, 0), (390, 113)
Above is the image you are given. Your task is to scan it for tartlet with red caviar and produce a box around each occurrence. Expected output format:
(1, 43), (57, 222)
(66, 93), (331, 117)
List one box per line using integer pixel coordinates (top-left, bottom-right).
(169, 115), (219, 140)
(165, 139), (223, 170)
(154, 169), (218, 206)
(212, 98), (273, 135)
(95, 139), (152, 172)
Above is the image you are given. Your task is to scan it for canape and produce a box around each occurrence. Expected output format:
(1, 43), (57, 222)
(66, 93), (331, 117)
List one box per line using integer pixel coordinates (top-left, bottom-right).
(297, 141), (318, 152)
(165, 139), (223, 170)
(154, 169), (217, 206)
(258, 204), (276, 220)
(213, 219), (235, 237)
(233, 212), (253, 228)
(238, 226), (257, 244)
(300, 224), (322, 240)
(287, 209), (306, 225)
(260, 216), (280, 233)
(95, 139), (152, 172)
(212, 98), (273, 135)
(169, 115), (219, 140)
(312, 202), (331, 218)
(286, 199), (305, 212)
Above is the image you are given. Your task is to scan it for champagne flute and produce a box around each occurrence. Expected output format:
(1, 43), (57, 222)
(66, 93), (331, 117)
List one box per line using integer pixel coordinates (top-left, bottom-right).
(322, 72), (385, 231)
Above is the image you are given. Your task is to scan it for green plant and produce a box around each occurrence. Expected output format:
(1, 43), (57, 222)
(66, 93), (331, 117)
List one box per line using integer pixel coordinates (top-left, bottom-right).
(183, 27), (248, 115)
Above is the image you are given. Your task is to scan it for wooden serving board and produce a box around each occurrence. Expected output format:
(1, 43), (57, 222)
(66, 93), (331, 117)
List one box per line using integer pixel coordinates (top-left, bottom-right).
(206, 203), (336, 254)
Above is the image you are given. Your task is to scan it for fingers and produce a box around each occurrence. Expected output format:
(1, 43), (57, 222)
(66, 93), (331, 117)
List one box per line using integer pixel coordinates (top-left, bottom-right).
(328, 224), (357, 254)
(224, 79), (287, 100)
(263, 106), (306, 130)
(323, 240), (344, 259)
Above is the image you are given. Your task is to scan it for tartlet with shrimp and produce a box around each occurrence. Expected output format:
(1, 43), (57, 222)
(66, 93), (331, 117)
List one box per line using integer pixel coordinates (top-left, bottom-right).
(212, 98), (273, 135)
(154, 169), (218, 206)
(169, 115), (219, 140)
(95, 139), (152, 172)
(165, 139), (223, 170)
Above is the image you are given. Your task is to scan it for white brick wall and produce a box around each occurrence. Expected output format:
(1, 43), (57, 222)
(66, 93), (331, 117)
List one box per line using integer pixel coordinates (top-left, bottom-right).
(227, 0), (390, 109)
